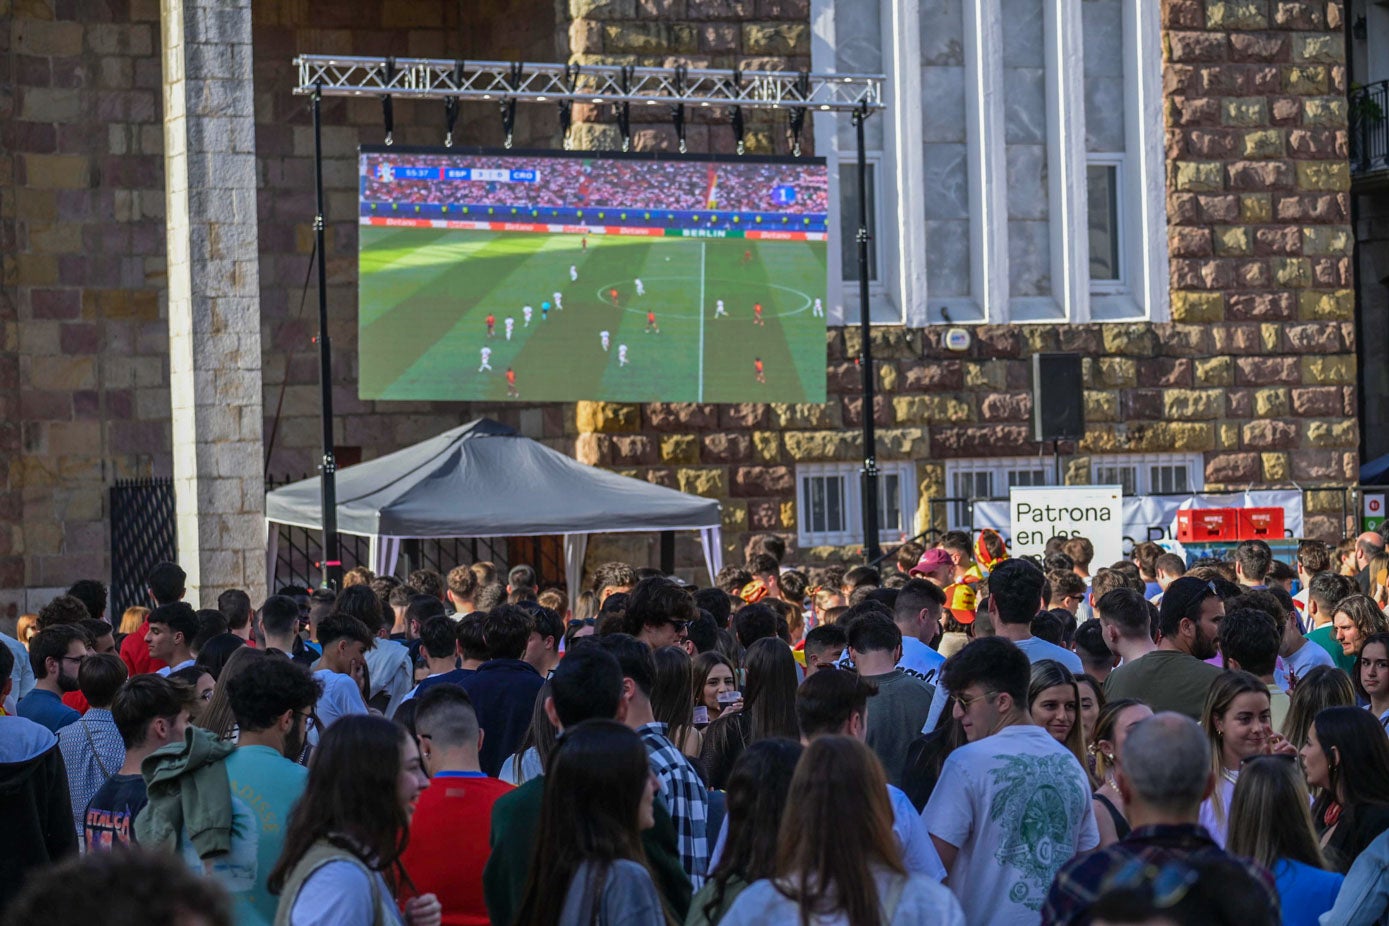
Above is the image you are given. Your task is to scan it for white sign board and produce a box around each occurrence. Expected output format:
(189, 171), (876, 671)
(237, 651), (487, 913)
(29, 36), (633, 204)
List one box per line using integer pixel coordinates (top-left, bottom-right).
(1010, 485), (1124, 566)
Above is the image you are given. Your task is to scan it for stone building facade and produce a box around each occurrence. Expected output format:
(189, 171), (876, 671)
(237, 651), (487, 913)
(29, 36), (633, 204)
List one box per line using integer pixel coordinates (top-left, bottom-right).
(0, 0), (1360, 611)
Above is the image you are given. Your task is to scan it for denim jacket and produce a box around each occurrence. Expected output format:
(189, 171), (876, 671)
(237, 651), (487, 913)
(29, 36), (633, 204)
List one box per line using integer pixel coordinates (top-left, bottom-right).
(1323, 828), (1389, 925)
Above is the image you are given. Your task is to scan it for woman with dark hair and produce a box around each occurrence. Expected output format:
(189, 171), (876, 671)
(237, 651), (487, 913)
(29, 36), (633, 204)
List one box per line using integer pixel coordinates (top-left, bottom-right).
(513, 719), (667, 926)
(699, 638), (799, 790)
(1354, 630), (1389, 728)
(899, 713), (967, 813)
(195, 632), (246, 680)
(687, 739), (802, 926)
(269, 715), (438, 926)
(692, 652), (740, 730)
(197, 647), (266, 741)
(1301, 706), (1389, 873)
(499, 682), (556, 786)
(1228, 754), (1343, 926)
(650, 646), (702, 759)
(1088, 699), (1152, 847)
(718, 737), (963, 926)
(334, 584), (385, 631)
(168, 665), (215, 723)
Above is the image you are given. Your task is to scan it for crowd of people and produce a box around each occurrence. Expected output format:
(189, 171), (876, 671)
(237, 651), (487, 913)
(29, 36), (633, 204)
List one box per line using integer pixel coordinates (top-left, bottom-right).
(361, 154), (829, 216)
(5, 527), (1389, 925)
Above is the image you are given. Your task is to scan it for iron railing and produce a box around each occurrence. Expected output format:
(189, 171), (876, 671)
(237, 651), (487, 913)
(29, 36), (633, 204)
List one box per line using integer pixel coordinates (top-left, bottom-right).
(1351, 79), (1388, 175)
(109, 478), (177, 618)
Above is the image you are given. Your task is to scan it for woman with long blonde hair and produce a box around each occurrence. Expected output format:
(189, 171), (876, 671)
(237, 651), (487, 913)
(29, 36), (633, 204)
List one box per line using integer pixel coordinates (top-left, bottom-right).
(717, 736), (964, 926)
(1199, 670), (1294, 848)
(1228, 754), (1343, 924)
(1028, 660), (1088, 772)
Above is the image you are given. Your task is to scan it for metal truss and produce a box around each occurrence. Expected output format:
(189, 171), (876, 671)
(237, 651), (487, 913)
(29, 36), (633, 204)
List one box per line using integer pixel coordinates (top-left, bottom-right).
(293, 55), (885, 113)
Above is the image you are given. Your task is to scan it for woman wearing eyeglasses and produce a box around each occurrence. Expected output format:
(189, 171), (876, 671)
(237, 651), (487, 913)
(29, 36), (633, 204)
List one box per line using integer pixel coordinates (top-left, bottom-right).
(1300, 706), (1389, 874)
(1199, 670), (1296, 848)
(1228, 754), (1343, 926)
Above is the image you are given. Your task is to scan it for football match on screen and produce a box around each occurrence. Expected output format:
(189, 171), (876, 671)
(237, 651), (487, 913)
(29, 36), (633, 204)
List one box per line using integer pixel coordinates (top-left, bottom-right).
(356, 148), (830, 404)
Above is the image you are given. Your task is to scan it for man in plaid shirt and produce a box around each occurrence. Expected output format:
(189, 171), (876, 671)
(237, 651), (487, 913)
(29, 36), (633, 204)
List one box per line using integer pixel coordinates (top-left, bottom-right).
(595, 634), (710, 888)
(1041, 713), (1278, 925)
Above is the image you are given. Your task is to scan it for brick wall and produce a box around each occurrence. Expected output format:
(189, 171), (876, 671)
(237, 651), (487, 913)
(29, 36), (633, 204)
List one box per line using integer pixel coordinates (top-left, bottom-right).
(2, 1), (172, 613)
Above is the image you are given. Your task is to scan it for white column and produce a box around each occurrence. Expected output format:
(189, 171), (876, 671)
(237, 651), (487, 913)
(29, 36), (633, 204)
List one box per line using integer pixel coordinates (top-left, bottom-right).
(162, 0), (266, 606)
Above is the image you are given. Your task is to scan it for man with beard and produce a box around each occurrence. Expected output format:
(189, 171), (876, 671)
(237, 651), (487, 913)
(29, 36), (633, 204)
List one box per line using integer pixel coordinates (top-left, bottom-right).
(1103, 576), (1225, 721)
(218, 658), (322, 925)
(19, 625), (90, 732)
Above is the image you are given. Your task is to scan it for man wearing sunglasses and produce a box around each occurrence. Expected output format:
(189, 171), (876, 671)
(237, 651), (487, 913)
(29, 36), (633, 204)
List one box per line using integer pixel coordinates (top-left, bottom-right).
(1104, 576), (1226, 721)
(1041, 713), (1278, 925)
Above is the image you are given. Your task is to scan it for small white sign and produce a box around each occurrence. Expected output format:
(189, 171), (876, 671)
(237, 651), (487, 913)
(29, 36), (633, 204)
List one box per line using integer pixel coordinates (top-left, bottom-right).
(1010, 485), (1124, 566)
(1366, 494), (1384, 518)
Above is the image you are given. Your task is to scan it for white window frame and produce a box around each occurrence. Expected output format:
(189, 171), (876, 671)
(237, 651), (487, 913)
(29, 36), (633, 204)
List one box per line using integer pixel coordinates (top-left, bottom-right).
(796, 462), (918, 547)
(836, 154), (888, 293)
(942, 453), (1204, 529)
(1087, 154), (1127, 295)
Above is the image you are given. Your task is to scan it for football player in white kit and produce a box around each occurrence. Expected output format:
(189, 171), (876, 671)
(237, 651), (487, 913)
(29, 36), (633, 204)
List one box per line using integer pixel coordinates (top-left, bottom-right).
(812, 297), (824, 317)
(553, 291), (563, 310)
(569, 265), (578, 282)
(618, 344), (628, 366)
(634, 278), (645, 296)
(714, 298), (727, 318)
(523, 305), (533, 326)
(600, 330), (610, 352)
(504, 317), (515, 340)
(479, 346), (493, 371)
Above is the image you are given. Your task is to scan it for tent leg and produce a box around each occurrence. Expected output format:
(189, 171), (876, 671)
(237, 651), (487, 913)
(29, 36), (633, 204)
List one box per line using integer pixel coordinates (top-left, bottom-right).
(660, 531), (675, 575)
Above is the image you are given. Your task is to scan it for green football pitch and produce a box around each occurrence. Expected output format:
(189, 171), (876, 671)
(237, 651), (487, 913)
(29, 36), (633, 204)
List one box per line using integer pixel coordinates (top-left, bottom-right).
(358, 226), (829, 403)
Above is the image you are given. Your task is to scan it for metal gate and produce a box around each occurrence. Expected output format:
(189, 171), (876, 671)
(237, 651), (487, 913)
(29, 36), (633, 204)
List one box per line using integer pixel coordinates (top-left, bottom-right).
(109, 478), (177, 618)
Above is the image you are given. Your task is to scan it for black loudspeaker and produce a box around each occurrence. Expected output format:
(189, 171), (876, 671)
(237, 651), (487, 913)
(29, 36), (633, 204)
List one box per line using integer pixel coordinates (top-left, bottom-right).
(1032, 353), (1085, 442)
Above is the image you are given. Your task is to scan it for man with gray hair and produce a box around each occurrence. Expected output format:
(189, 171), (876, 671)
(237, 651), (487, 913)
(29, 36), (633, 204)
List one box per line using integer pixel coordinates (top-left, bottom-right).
(1040, 713), (1279, 925)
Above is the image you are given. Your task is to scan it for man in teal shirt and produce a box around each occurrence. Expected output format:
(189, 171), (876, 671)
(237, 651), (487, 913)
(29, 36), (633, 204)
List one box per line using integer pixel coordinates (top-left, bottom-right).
(219, 657), (321, 925)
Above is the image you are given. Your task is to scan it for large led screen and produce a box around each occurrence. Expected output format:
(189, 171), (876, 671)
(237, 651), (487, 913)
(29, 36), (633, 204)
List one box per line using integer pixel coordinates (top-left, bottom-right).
(357, 148), (829, 403)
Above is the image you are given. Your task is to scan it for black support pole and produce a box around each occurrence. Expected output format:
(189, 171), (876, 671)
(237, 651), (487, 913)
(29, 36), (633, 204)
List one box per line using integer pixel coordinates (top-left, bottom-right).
(312, 87), (342, 591)
(854, 106), (882, 564)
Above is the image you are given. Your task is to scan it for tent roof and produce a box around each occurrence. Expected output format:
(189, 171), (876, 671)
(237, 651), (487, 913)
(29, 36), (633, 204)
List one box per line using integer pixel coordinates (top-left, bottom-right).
(264, 418), (721, 537)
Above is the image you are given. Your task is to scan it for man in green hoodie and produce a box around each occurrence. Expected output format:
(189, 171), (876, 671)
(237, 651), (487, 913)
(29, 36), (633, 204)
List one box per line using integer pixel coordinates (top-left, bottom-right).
(483, 642), (693, 925)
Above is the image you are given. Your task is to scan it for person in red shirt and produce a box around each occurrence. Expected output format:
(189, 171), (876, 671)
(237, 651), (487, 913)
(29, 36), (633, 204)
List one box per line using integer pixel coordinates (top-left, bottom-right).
(400, 686), (513, 925)
(505, 367), (519, 398)
(755, 357), (766, 384)
(753, 302), (765, 326)
(119, 562), (186, 677)
(485, 314), (496, 338)
(609, 287), (620, 307)
(645, 310), (659, 334)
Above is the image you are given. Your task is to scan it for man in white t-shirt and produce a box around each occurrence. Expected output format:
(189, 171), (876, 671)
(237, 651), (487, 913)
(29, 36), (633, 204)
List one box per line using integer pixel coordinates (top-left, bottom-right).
(924, 636), (1099, 924)
(892, 579), (947, 688)
(310, 613), (373, 735)
(988, 558), (1084, 673)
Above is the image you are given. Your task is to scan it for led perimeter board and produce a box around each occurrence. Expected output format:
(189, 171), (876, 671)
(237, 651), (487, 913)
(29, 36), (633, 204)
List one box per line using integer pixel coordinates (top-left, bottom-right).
(357, 147), (829, 403)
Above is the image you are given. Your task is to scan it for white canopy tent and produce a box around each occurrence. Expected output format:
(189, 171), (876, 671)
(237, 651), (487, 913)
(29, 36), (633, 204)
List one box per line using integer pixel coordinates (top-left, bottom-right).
(264, 418), (724, 603)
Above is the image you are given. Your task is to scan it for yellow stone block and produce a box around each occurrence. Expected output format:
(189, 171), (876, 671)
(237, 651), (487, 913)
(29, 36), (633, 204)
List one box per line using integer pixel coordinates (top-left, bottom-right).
(1254, 388), (1290, 417)
(1085, 390), (1118, 422)
(1240, 194), (1272, 223)
(1206, 0), (1267, 28)
(1097, 357), (1137, 388)
(1242, 130), (1284, 159)
(1297, 162), (1350, 192)
(1170, 291), (1224, 323)
(1261, 324), (1281, 352)
(1272, 258), (1313, 288)
(1163, 389), (1221, 420)
(1285, 66), (1329, 95)
(783, 430), (861, 461)
(892, 395), (972, 424)
(659, 434), (699, 464)
(1223, 99), (1268, 126)
(1302, 226), (1352, 254)
(779, 501), (796, 531)
(1174, 161), (1225, 192)
(752, 431), (780, 463)
(1195, 356), (1232, 386)
(1303, 98), (1347, 126)
(1305, 420), (1358, 448)
(1219, 423), (1240, 451)
(1262, 453), (1289, 481)
(1214, 226), (1253, 255)
(677, 467), (726, 497)
(575, 401), (640, 433)
(1297, 290), (1355, 320)
(722, 500), (748, 531)
(1294, 34), (1341, 64)
(1306, 489), (1348, 513)
(1301, 355), (1355, 384)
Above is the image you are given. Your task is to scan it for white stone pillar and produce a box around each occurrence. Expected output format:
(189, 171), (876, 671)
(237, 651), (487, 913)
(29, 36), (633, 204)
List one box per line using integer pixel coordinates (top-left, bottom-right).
(161, 0), (266, 606)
